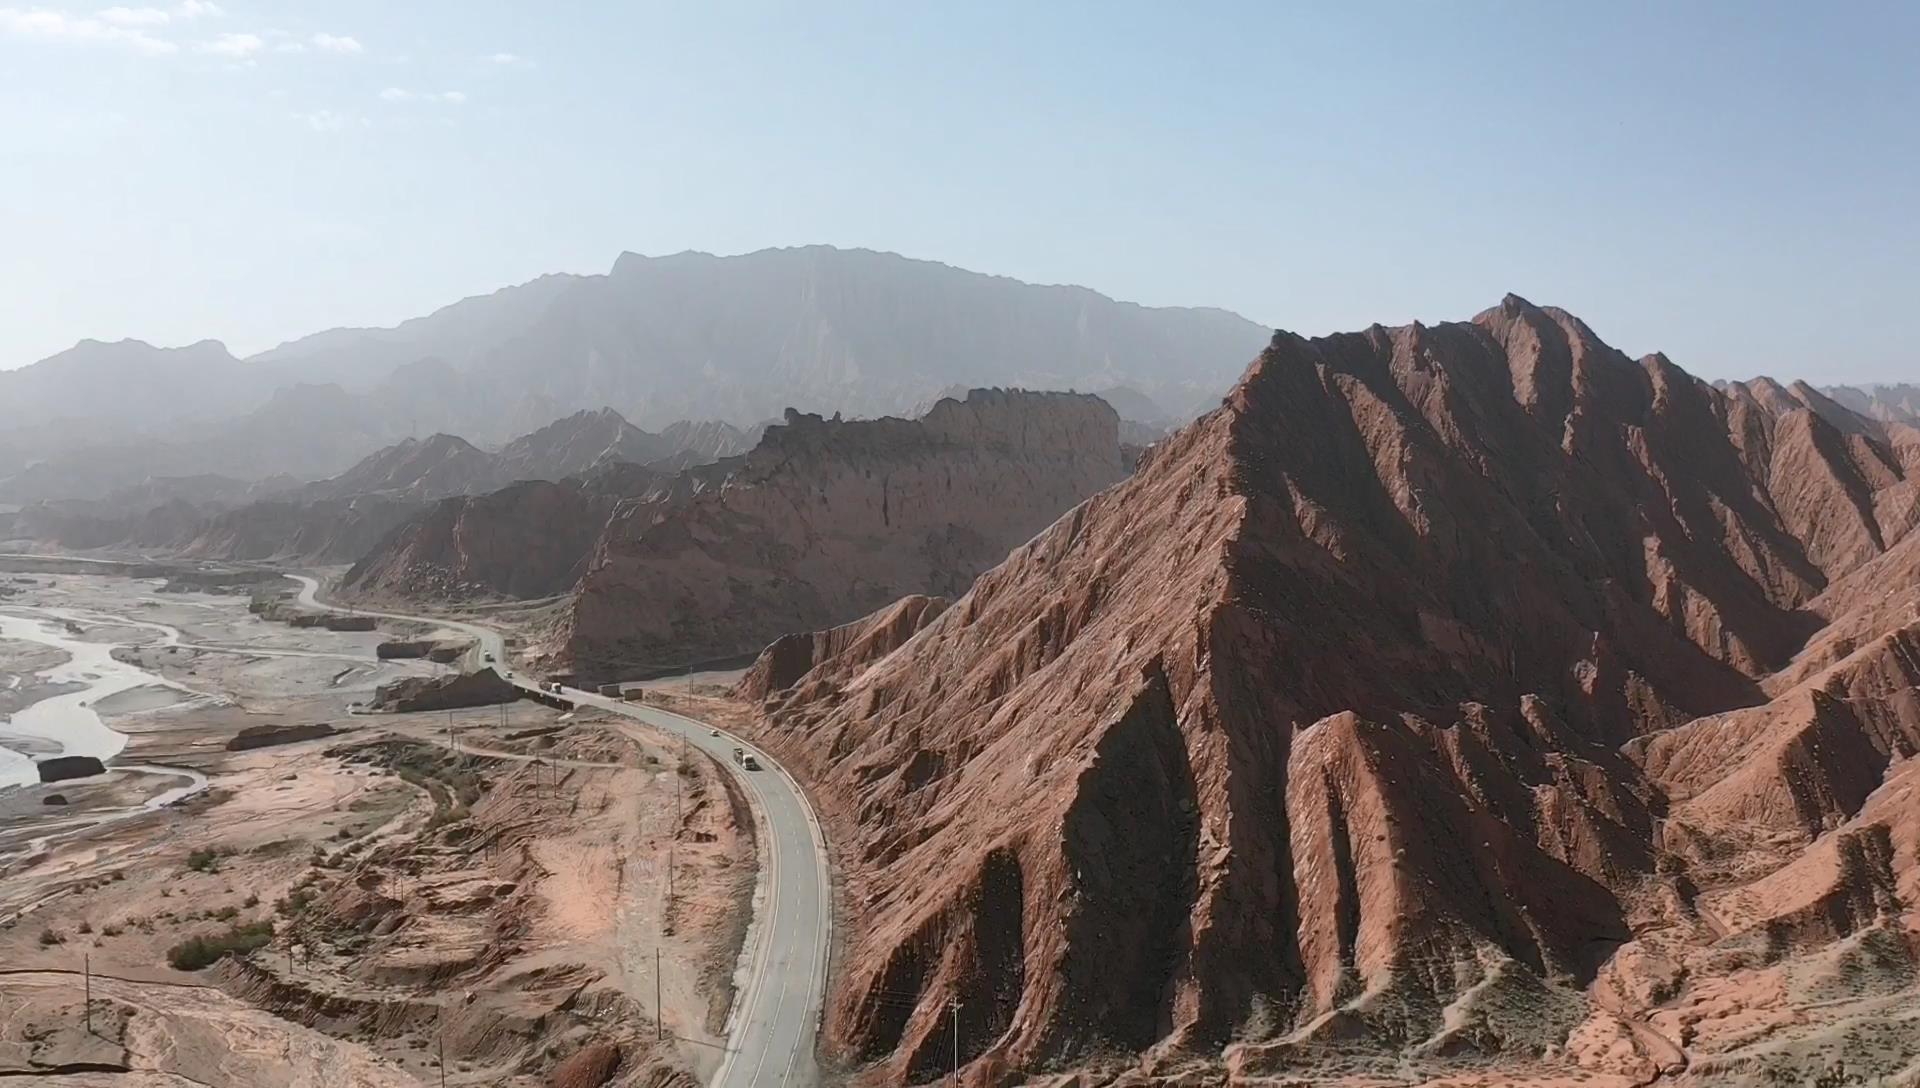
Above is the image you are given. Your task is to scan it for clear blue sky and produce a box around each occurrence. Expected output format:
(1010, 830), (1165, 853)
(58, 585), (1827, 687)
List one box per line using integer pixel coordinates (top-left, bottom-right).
(3, 1), (1914, 382)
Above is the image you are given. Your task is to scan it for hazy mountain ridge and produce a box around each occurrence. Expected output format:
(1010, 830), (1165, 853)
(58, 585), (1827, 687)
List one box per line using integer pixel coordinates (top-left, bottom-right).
(1820, 382), (1920, 428)
(0, 247), (1267, 503)
(0, 407), (751, 562)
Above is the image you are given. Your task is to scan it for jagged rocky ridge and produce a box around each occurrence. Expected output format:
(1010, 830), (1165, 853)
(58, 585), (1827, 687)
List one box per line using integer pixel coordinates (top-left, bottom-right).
(744, 297), (1920, 1084)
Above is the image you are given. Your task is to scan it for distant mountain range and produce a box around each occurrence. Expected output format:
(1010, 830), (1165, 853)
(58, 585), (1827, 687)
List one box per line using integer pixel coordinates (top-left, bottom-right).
(1819, 382), (1920, 428)
(0, 246), (1269, 503)
(0, 407), (761, 562)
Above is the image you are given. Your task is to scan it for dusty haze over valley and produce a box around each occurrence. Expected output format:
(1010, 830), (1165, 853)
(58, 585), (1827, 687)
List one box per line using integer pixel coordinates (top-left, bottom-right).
(4, 4), (1917, 1088)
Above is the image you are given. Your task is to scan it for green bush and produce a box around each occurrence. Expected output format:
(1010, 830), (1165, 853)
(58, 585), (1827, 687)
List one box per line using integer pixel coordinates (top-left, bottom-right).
(184, 847), (219, 873)
(166, 920), (273, 971)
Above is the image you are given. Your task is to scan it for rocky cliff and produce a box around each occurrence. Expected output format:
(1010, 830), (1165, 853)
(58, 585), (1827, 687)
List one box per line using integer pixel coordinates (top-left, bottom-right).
(547, 389), (1128, 677)
(746, 298), (1920, 1084)
(342, 472), (658, 601)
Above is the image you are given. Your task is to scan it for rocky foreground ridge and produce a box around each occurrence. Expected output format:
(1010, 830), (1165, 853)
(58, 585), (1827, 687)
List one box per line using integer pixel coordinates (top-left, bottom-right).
(546, 389), (1129, 677)
(745, 297), (1920, 1084)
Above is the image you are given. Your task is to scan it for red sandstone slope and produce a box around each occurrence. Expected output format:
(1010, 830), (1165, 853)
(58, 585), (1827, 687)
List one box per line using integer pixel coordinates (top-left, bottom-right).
(546, 389), (1128, 677)
(745, 298), (1920, 1084)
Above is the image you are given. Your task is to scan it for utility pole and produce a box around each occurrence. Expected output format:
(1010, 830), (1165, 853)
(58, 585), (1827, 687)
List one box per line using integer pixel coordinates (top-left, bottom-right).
(438, 1008), (447, 1088)
(655, 948), (664, 1040)
(950, 998), (962, 1087)
(83, 954), (90, 1034)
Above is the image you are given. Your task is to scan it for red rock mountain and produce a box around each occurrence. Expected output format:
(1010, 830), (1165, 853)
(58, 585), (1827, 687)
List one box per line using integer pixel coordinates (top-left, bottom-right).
(744, 297), (1920, 1084)
(546, 389), (1129, 677)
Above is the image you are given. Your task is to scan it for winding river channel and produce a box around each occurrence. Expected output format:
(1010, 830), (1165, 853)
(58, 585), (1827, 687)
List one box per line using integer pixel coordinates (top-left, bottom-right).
(0, 604), (210, 803)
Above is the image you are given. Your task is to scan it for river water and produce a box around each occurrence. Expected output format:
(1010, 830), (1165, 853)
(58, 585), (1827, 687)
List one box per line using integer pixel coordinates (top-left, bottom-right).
(0, 605), (207, 802)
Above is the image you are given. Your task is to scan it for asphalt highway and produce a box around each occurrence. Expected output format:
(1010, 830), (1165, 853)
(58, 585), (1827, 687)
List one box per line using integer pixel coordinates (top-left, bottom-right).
(290, 575), (829, 1086)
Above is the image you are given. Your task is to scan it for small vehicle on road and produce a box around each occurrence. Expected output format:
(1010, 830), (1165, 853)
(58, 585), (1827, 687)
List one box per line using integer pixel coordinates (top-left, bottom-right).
(731, 746), (744, 765)
(709, 728), (720, 737)
(483, 652), (494, 662)
(741, 754), (760, 771)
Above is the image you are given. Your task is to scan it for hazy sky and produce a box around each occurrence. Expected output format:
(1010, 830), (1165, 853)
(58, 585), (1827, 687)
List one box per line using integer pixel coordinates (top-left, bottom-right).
(3, 1), (1915, 382)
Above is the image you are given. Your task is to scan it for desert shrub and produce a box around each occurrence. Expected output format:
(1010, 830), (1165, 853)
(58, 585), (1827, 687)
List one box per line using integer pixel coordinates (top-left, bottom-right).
(166, 920), (273, 971)
(275, 888), (316, 916)
(37, 928), (61, 946)
(184, 848), (218, 873)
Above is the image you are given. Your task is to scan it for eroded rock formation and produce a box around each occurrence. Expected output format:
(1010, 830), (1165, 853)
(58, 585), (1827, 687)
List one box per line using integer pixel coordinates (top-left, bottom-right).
(746, 297), (1920, 1084)
(548, 389), (1128, 677)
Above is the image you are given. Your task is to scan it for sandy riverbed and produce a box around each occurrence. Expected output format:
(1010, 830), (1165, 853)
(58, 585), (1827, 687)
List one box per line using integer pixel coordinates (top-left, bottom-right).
(0, 568), (754, 1086)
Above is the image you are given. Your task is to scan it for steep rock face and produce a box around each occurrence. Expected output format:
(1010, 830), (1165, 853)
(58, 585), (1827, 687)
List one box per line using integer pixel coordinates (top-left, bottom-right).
(548, 389), (1128, 677)
(343, 475), (654, 600)
(749, 299), (1920, 1083)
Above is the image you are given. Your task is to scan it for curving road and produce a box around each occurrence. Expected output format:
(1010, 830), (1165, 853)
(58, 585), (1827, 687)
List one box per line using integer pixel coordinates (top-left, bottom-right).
(290, 576), (829, 1087)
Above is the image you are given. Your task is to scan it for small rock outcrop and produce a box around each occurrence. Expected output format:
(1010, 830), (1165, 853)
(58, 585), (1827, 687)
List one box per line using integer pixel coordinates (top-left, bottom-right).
(369, 669), (518, 713)
(546, 1042), (622, 1088)
(225, 723), (339, 751)
(37, 755), (106, 783)
(374, 638), (471, 663)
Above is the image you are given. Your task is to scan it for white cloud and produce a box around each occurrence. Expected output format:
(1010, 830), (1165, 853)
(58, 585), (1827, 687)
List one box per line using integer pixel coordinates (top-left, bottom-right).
(309, 31), (359, 54)
(298, 108), (365, 132)
(194, 29), (257, 56)
(98, 6), (168, 26)
(380, 87), (466, 105)
(97, 1), (218, 26)
(0, 7), (178, 53)
(483, 51), (525, 66)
